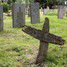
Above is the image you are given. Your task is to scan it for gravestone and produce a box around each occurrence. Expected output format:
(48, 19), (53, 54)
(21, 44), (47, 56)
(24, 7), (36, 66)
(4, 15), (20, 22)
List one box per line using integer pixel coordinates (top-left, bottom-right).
(43, 9), (48, 15)
(28, 4), (31, 17)
(30, 3), (40, 24)
(25, 4), (31, 17)
(22, 17), (65, 64)
(58, 5), (65, 19)
(12, 3), (25, 28)
(0, 5), (3, 31)
(25, 4), (30, 16)
(66, 7), (67, 17)
(65, 6), (67, 17)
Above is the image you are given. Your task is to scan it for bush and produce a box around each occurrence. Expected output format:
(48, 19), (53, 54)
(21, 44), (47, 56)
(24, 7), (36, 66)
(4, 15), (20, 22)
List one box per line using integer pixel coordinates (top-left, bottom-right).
(1, 3), (9, 13)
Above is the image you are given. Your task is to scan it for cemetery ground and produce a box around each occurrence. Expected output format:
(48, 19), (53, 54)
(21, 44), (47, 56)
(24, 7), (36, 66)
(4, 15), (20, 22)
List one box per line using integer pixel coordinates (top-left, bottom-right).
(0, 11), (67, 67)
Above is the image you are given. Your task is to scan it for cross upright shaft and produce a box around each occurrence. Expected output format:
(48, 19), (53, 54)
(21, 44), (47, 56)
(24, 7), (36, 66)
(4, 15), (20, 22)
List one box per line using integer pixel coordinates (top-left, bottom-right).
(36, 18), (49, 64)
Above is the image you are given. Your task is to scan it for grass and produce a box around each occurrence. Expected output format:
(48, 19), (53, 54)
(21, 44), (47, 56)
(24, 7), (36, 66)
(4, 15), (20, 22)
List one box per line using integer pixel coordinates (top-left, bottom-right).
(0, 10), (67, 67)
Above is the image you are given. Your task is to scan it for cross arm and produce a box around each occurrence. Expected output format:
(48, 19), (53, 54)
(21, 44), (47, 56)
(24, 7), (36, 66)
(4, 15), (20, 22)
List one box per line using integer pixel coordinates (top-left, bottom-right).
(22, 25), (41, 39)
(22, 26), (65, 45)
(42, 33), (65, 45)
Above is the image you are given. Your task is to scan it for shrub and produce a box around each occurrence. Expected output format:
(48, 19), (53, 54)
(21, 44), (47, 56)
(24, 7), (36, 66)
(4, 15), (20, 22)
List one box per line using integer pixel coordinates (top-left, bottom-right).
(1, 3), (9, 13)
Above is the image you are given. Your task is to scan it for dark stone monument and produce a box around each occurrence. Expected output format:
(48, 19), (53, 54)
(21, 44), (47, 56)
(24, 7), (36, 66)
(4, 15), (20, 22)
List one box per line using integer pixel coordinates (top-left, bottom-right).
(12, 3), (25, 28)
(65, 6), (67, 17)
(0, 5), (3, 31)
(30, 3), (40, 24)
(22, 17), (65, 64)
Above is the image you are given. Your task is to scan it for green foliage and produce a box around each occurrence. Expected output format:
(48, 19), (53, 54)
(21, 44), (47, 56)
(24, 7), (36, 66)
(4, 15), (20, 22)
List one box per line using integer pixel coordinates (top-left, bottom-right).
(7, 0), (12, 4)
(1, 3), (9, 13)
(47, 0), (58, 5)
(12, 0), (16, 2)
(16, 0), (34, 4)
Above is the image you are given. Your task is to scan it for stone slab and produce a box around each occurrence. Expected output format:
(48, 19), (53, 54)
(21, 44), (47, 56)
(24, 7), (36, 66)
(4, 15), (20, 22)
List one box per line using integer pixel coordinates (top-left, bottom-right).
(0, 5), (3, 31)
(30, 3), (40, 24)
(58, 5), (65, 19)
(12, 3), (25, 28)
(43, 9), (48, 15)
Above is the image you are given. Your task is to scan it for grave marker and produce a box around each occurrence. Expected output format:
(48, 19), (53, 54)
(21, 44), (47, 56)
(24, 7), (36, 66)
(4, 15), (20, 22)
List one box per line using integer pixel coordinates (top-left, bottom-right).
(58, 5), (65, 19)
(12, 3), (25, 28)
(22, 18), (65, 64)
(0, 5), (3, 31)
(30, 3), (40, 24)
(25, 4), (30, 16)
(43, 9), (48, 15)
(65, 6), (67, 17)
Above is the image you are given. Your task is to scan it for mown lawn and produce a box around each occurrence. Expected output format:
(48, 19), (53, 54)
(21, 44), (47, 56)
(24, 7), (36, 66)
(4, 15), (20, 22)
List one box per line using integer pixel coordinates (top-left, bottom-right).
(0, 10), (67, 67)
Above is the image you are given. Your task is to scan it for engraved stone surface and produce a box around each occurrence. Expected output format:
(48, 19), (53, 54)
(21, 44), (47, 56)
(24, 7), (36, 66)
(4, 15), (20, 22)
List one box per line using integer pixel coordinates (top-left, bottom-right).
(30, 3), (40, 24)
(12, 3), (25, 28)
(0, 5), (3, 31)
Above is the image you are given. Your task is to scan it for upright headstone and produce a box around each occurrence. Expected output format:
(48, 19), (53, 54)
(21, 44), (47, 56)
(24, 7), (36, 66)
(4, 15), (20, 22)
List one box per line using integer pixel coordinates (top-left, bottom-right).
(30, 3), (40, 24)
(64, 6), (67, 17)
(58, 5), (65, 19)
(25, 4), (30, 16)
(43, 8), (48, 15)
(12, 3), (18, 28)
(12, 3), (25, 28)
(28, 4), (31, 17)
(17, 4), (25, 27)
(64, 0), (67, 17)
(0, 5), (3, 31)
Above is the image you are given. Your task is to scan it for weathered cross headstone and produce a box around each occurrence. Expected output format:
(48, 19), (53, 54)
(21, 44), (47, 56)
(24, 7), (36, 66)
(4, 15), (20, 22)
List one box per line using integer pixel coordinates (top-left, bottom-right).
(12, 3), (25, 28)
(30, 3), (40, 24)
(0, 5), (3, 31)
(22, 17), (65, 64)
(58, 5), (65, 19)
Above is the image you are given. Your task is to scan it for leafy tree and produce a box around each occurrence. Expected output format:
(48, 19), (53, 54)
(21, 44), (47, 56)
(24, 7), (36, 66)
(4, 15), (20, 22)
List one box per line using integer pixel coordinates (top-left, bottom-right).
(12, 0), (16, 2)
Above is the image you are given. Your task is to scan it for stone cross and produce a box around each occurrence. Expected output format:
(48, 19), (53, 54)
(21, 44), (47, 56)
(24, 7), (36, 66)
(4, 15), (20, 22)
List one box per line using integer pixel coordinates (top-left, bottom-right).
(22, 17), (65, 64)
(12, 3), (25, 28)
(30, 3), (40, 24)
(0, 5), (3, 31)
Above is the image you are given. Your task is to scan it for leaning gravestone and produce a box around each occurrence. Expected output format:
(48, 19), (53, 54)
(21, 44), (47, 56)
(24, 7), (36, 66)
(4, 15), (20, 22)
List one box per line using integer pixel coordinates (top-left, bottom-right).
(0, 5), (3, 31)
(58, 5), (65, 19)
(12, 3), (25, 28)
(22, 17), (65, 64)
(30, 3), (40, 24)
